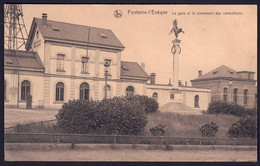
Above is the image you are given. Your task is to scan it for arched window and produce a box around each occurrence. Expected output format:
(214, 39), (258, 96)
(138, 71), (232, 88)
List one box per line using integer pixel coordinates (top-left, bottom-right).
(104, 85), (111, 98)
(80, 82), (89, 100)
(126, 86), (134, 97)
(194, 95), (199, 108)
(244, 89), (248, 105)
(223, 88), (228, 102)
(152, 92), (158, 101)
(21, 80), (30, 100)
(56, 82), (64, 101)
(4, 80), (6, 101)
(233, 88), (238, 103)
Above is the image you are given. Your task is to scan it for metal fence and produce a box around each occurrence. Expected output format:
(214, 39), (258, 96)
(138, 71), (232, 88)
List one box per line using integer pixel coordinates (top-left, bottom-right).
(4, 132), (257, 146)
(4, 119), (57, 133)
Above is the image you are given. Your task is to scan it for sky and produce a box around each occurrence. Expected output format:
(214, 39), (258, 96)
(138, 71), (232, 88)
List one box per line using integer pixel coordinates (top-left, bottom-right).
(17, 4), (257, 85)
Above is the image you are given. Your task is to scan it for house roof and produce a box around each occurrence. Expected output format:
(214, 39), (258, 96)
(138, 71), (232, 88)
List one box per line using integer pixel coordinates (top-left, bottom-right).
(27, 17), (124, 50)
(4, 49), (44, 71)
(191, 65), (243, 81)
(121, 61), (149, 79)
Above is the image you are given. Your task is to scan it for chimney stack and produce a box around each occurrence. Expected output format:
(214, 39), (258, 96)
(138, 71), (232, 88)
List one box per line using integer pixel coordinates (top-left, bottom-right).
(198, 70), (202, 77)
(42, 13), (48, 26)
(185, 81), (187, 86)
(150, 73), (156, 85)
(178, 80), (182, 86)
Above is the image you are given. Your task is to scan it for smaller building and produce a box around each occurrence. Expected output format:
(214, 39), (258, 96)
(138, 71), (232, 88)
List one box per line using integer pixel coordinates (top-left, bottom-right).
(191, 65), (257, 108)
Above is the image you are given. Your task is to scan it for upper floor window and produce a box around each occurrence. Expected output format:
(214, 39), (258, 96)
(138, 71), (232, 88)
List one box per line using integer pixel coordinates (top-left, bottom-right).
(81, 57), (89, 73)
(57, 54), (65, 72)
(104, 59), (112, 75)
(223, 88), (228, 102)
(170, 94), (175, 99)
(126, 86), (134, 97)
(194, 95), (199, 108)
(56, 82), (64, 101)
(21, 80), (30, 100)
(152, 92), (158, 101)
(244, 89), (248, 105)
(233, 88), (238, 103)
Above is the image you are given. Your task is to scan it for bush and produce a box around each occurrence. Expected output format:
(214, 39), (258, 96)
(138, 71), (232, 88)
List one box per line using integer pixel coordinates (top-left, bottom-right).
(207, 101), (256, 117)
(150, 124), (166, 136)
(228, 116), (257, 138)
(199, 122), (219, 137)
(129, 95), (159, 114)
(56, 97), (148, 135)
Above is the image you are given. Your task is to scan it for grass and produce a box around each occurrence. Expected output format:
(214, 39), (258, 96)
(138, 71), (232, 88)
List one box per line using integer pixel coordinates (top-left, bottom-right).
(145, 111), (240, 138)
(11, 111), (240, 139)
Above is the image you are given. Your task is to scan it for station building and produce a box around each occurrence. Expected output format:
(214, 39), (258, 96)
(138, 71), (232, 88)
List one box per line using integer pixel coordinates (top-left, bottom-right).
(4, 14), (211, 113)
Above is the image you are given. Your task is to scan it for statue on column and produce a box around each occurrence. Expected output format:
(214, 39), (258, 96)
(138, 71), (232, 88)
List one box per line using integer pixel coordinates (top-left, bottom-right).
(169, 19), (184, 54)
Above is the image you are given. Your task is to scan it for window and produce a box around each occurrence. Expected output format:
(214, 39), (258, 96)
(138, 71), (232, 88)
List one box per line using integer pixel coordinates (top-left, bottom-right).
(244, 89), (248, 105)
(56, 82), (64, 101)
(104, 85), (111, 98)
(152, 92), (158, 101)
(194, 95), (199, 108)
(57, 54), (65, 71)
(81, 57), (89, 73)
(170, 94), (175, 99)
(248, 74), (250, 79)
(223, 88), (228, 102)
(126, 86), (134, 97)
(80, 82), (89, 100)
(233, 88), (238, 103)
(21, 80), (30, 100)
(4, 80), (6, 101)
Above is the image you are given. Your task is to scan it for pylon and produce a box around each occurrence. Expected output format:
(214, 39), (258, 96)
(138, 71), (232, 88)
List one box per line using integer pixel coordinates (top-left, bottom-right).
(4, 4), (28, 50)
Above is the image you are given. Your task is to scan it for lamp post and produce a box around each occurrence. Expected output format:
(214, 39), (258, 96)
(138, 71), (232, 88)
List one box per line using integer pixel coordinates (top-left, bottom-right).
(104, 59), (111, 99)
(228, 77), (232, 103)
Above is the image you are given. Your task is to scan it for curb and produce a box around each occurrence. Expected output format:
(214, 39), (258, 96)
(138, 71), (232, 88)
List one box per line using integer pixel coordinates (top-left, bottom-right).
(5, 143), (257, 151)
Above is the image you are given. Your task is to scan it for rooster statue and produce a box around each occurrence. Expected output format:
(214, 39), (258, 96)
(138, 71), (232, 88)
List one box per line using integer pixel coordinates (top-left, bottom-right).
(169, 19), (184, 39)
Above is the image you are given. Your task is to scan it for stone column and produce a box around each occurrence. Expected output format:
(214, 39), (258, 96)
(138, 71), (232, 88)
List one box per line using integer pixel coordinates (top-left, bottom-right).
(172, 44), (181, 89)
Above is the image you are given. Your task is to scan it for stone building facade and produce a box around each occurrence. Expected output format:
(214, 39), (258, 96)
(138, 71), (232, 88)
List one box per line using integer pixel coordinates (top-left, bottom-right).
(4, 14), (211, 113)
(191, 65), (257, 108)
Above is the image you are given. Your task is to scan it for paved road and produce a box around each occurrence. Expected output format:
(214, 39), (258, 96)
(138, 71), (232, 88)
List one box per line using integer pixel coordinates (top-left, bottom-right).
(5, 148), (257, 161)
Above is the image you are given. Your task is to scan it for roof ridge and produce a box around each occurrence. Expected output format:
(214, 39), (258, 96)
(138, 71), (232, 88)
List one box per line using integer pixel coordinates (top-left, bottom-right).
(34, 17), (112, 32)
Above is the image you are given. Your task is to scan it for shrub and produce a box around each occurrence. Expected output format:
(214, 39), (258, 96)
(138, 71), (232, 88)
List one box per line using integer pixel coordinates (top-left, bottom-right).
(199, 122), (219, 137)
(207, 101), (255, 117)
(129, 95), (159, 114)
(227, 116), (257, 138)
(56, 97), (148, 135)
(150, 124), (166, 136)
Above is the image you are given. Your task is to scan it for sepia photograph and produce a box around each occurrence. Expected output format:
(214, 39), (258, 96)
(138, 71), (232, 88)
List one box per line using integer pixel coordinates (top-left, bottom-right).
(3, 4), (257, 162)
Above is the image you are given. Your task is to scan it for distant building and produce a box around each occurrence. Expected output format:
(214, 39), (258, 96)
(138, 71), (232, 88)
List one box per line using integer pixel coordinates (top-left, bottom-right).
(191, 65), (257, 108)
(4, 13), (211, 113)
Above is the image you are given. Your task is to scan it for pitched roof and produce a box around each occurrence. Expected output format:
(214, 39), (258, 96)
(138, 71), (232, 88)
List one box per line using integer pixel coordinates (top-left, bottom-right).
(4, 49), (44, 71)
(27, 18), (124, 50)
(121, 61), (149, 79)
(192, 65), (243, 81)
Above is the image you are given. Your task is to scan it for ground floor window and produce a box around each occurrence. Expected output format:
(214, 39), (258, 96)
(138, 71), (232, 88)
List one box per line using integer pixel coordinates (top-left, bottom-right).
(56, 82), (64, 101)
(223, 88), (228, 102)
(233, 88), (238, 103)
(194, 95), (199, 108)
(80, 82), (89, 100)
(21, 80), (30, 100)
(244, 89), (248, 105)
(126, 86), (134, 97)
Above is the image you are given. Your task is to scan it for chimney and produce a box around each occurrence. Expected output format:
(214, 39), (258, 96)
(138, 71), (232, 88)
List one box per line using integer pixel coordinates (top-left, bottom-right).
(178, 80), (182, 86)
(168, 78), (172, 86)
(185, 81), (187, 86)
(42, 13), (47, 26)
(141, 62), (145, 70)
(150, 73), (156, 85)
(198, 70), (202, 77)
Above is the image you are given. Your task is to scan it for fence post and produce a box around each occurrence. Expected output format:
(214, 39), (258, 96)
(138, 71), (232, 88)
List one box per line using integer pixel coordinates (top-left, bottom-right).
(113, 135), (117, 144)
